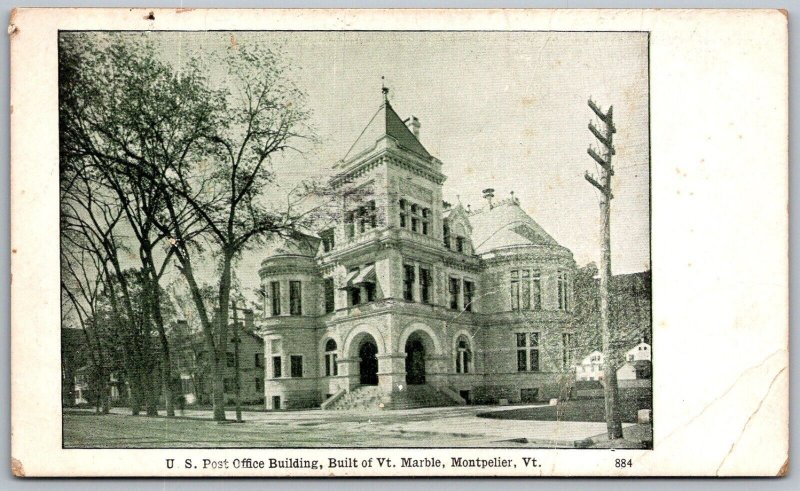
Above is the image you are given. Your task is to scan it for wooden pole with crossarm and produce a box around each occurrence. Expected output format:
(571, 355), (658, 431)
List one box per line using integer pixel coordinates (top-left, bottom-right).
(585, 98), (624, 440)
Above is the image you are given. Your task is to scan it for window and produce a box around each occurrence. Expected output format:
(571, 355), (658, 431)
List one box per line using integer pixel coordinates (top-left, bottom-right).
(255, 377), (263, 392)
(557, 270), (569, 311)
(455, 236), (465, 253)
(289, 281), (302, 316)
(320, 229), (335, 252)
(399, 199), (407, 228)
(421, 208), (430, 235)
(290, 355), (303, 378)
(562, 333), (575, 369)
(411, 204), (419, 233)
(358, 205), (367, 234)
(403, 264), (415, 301)
(272, 356), (282, 378)
(223, 378), (235, 393)
(255, 353), (264, 368)
(270, 281), (281, 316)
(324, 339), (338, 377)
(369, 201), (377, 228)
(510, 270), (520, 311)
(463, 280), (474, 312)
(443, 223), (451, 248)
(324, 278), (335, 313)
(345, 210), (355, 239)
(521, 270), (531, 310)
(350, 271), (362, 306)
(419, 267), (432, 304)
(532, 271), (542, 310)
(449, 277), (461, 310)
(516, 332), (540, 372)
(226, 352), (235, 368)
(455, 336), (472, 373)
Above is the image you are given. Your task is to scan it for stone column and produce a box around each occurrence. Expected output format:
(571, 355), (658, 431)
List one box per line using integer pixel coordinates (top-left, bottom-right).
(338, 357), (360, 391)
(377, 353), (407, 392)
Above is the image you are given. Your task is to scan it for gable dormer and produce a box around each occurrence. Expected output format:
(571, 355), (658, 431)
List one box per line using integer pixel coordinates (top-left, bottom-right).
(442, 203), (473, 254)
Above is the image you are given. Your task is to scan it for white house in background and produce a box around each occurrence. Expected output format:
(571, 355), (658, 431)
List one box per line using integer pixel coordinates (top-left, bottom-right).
(576, 350), (604, 381)
(625, 340), (651, 363)
(575, 341), (652, 382)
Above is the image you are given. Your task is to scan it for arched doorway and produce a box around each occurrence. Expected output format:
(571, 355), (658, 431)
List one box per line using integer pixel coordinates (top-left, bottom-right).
(358, 339), (379, 385)
(405, 334), (426, 385)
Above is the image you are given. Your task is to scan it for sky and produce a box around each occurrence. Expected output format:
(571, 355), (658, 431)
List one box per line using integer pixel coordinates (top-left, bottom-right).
(77, 31), (650, 303)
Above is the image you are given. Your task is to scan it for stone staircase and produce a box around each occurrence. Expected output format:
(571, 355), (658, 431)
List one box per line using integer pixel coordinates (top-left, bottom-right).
(382, 384), (461, 410)
(325, 384), (461, 411)
(326, 385), (385, 411)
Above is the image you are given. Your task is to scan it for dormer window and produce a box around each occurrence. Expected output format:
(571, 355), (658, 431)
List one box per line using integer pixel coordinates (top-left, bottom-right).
(320, 229), (335, 252)
(455, 236), (465, 253)
(443, 223), (451, 248)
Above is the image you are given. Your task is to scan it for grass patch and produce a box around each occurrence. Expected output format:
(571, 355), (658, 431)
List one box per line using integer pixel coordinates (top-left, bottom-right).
(477, 396), (650, 423)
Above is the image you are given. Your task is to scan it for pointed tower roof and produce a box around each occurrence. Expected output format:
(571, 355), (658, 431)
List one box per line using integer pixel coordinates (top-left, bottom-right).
(341, 99), (432, 163)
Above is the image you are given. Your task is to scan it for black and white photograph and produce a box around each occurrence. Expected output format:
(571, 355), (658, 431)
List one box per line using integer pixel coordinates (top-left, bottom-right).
(59, 30), (651, 450)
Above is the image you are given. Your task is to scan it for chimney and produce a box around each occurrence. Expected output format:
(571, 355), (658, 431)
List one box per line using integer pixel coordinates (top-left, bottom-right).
(407, 116), (421, 140)
(482, 188), (495, 208)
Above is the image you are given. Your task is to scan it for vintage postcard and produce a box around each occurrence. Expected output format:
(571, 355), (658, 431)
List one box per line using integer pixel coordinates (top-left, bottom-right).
(9, 8), (788, 477)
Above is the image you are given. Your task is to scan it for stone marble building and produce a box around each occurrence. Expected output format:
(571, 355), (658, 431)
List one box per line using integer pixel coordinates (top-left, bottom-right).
(258, 93), (577, 410)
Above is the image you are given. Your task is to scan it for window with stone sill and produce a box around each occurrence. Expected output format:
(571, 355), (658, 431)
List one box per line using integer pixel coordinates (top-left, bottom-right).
(290, 355), (303, 378)
(324, 339), (338, 377)
(516, 332), (540, 372)
(455, 335), (472, 374)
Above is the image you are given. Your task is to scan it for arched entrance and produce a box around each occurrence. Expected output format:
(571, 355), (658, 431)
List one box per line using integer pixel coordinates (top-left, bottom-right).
(405, 334), (427, 385)
(358, 339), (379, 385)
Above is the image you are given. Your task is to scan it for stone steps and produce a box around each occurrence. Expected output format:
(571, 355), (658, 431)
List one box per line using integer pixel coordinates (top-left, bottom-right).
(325, 384), (460, 411)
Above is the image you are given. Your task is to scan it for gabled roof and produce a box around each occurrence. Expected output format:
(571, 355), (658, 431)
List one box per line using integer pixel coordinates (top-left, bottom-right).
(467, 199), (560, 255)
(341, 101), (432, 163)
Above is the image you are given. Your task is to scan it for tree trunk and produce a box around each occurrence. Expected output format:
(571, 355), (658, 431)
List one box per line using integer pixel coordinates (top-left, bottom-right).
(210, 252), (234, 422)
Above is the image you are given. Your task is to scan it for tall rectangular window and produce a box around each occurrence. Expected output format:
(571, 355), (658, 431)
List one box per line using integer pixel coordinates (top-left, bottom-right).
(254, 353), (263, 368)
(226, 352), (235, 368)
(521, 269), (531, 310)
(443, 223), (451, 248)
(324, 278), (335, 313)
(532, 271), (542, 311)
(411, 203), (419, 233)
(320, 229), (335, 252)
(516, 332), (540, 372)
(419, 267), (432, 304)
(399, 199), (407, 228)
(510, 270), (520, 311)
(449, 277), (461, 310)
(463, 280), (474, 312)
(456, 236), (465, 253)
(289, 281), (302, 316)
(421, 208), (430, 235)
(345, 211), (355, 239)
(557, 270), (569, 311)
(272, 356), (282, 378)
(270, 281), (281, 316)
(290, 355), (303, 378)
(368, 200), (377, 229)
(403, 264), (415, 301)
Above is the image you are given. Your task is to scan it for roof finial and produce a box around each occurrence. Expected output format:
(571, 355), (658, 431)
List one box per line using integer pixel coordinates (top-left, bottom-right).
(381, 76), (389, 104)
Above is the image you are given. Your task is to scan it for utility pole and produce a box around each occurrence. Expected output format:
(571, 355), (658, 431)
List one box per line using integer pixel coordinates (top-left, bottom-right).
(231, 300), (243, 423)
(584, 98), (623, 440)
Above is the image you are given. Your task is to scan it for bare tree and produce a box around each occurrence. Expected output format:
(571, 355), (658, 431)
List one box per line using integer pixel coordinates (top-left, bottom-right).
(59, 33), (218, 417)
(154, 43), (315, 421)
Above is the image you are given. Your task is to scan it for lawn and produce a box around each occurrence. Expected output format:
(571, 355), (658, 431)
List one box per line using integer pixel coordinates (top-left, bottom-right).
(477, 396), (650, 424)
